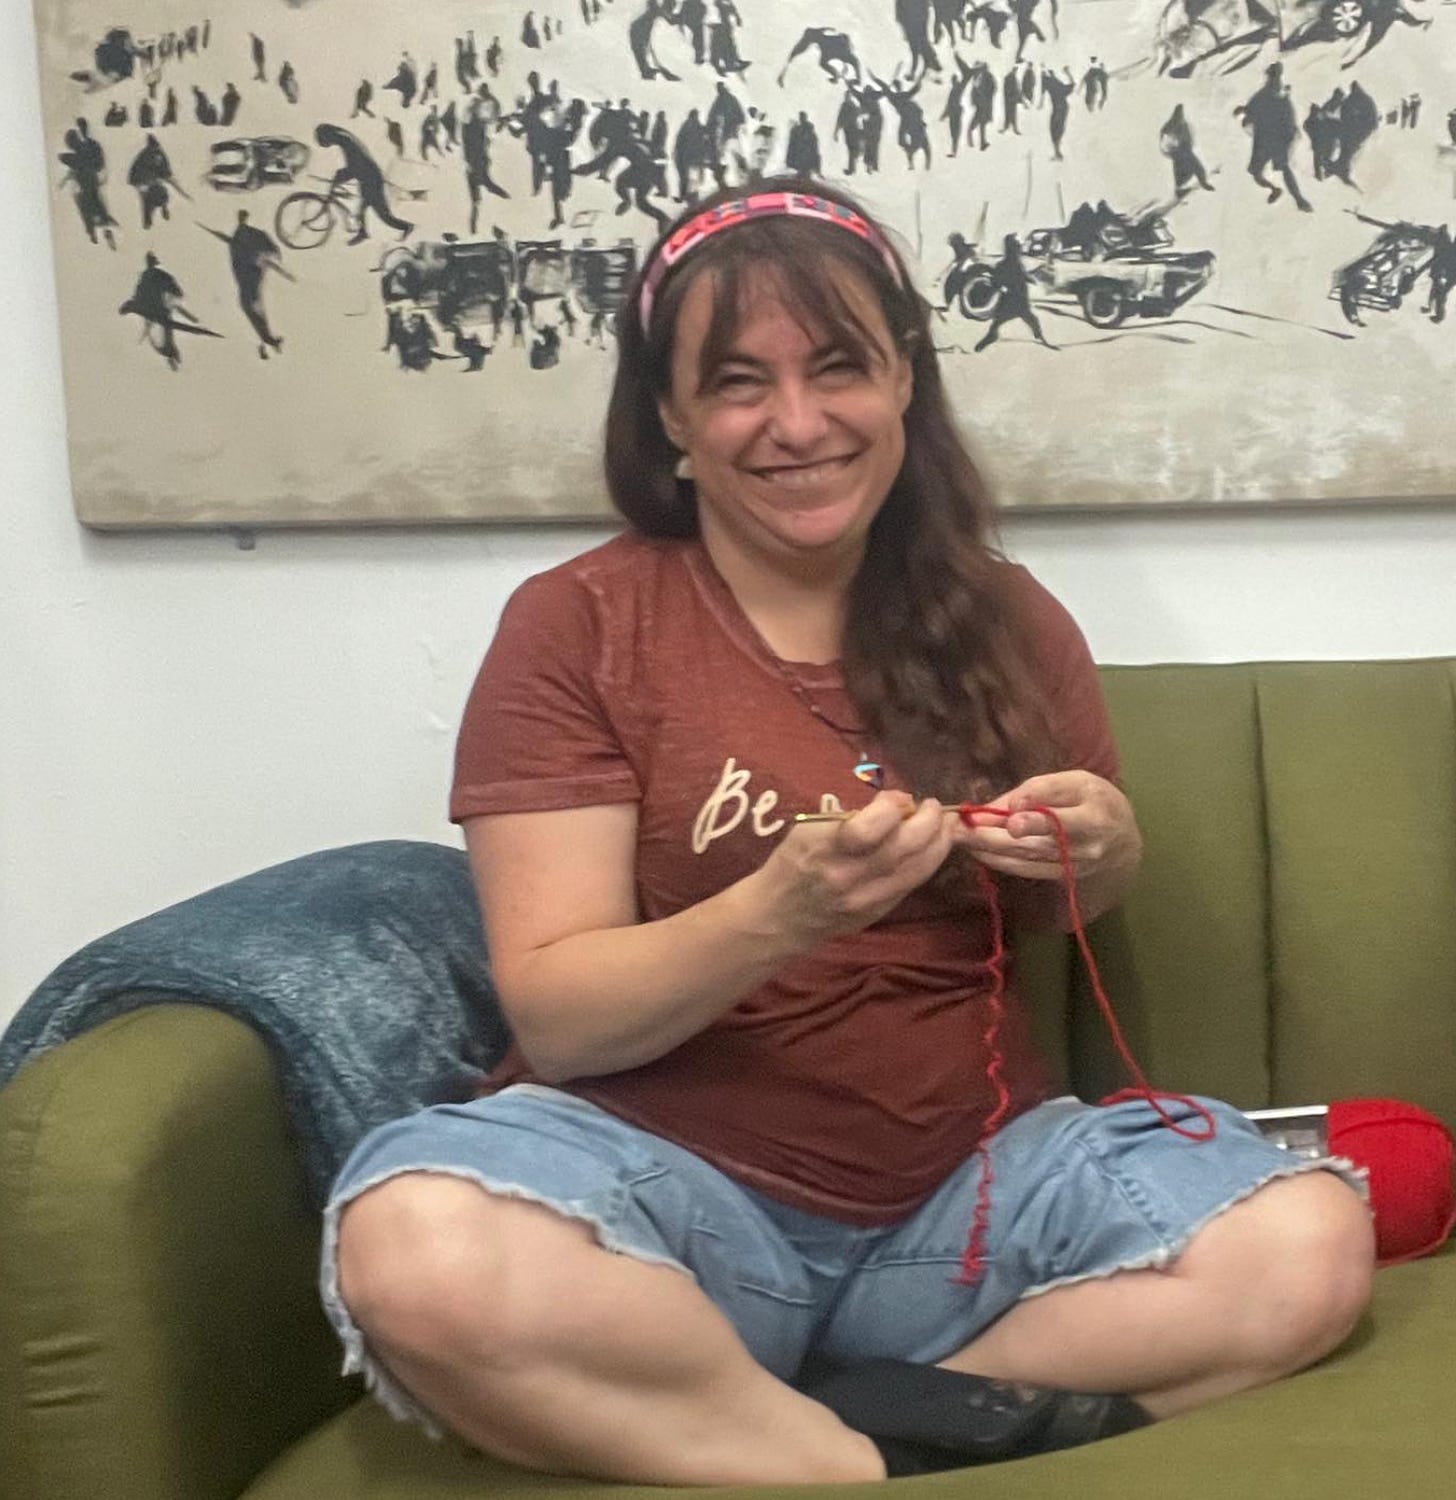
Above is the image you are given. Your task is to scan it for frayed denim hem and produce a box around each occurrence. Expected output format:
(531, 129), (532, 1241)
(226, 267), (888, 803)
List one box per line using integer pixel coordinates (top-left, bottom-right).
(1017, 1152), (1369, 1303)
(317, 1161), (698, 1440)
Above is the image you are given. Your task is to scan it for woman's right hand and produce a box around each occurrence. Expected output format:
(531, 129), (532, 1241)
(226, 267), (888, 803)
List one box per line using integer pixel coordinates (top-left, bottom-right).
(757, 790), (957, 946)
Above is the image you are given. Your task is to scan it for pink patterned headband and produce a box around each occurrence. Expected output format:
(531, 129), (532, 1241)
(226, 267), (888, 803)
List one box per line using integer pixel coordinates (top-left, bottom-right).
(637, 190), (906, 335)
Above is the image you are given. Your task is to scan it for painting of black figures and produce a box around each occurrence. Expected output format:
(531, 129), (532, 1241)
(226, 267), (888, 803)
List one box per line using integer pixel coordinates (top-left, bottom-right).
(34, 0), (1456, 525)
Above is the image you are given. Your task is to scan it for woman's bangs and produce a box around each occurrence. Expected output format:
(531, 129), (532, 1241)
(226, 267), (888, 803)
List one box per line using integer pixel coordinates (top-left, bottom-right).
(693, 229), (889, 389)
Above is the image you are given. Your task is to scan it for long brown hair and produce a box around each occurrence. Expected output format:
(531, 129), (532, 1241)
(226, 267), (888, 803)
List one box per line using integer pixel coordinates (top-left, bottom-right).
(604, 175), (1058, 801)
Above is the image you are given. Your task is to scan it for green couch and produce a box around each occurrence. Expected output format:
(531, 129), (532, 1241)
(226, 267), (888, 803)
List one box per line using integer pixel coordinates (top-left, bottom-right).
(3, 658), (1453, 1500)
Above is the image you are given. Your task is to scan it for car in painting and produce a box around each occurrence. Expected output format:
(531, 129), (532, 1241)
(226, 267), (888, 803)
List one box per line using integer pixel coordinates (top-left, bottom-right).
(946, 211), (1215, 329)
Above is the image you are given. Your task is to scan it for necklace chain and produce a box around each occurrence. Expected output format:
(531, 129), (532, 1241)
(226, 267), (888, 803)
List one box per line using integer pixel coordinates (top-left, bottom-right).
(778, 660), (863, 742)
(752, 642), (887, 787)
(706, 550), (882, 783)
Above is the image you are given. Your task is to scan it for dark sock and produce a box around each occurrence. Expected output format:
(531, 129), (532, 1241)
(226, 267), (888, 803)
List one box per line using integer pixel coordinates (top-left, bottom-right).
(872, 1435), (964, 1478)
(797, 1357), (1151, 1467)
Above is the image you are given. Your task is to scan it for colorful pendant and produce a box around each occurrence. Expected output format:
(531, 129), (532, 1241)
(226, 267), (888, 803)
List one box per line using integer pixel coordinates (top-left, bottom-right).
(853, 760), (885, 790)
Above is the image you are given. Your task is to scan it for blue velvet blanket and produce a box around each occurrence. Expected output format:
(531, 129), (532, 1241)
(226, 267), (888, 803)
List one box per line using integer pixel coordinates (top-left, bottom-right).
(0, 840), (510, 1207)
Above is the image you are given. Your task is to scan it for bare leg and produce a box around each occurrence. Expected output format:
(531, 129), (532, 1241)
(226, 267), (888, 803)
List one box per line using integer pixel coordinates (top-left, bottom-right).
(937, 1172), (1373, 1420)
(337, 1174), (885, 1485)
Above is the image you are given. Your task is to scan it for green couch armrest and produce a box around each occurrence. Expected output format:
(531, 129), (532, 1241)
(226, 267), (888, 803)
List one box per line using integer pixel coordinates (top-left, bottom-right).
(0, 1005), (357, 1500)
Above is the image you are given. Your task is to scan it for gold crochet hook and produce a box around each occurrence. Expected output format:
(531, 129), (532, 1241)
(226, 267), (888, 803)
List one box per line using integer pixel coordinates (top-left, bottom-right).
(794, 803), (931, 824)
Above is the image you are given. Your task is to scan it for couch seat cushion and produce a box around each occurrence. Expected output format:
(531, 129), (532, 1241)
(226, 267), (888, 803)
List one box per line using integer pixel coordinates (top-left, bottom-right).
(243, 1246), (1453, 1499)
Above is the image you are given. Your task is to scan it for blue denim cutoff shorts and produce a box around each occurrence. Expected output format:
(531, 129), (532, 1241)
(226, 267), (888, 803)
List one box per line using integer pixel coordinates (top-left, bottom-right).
(319, 1083), (1366, 1440)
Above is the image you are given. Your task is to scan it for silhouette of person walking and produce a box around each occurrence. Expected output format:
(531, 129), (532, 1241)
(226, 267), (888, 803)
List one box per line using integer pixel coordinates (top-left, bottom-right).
(119, 251), (211, 370)
(382, 54), (419, 109)
(1304, 93), (1341, 180)
(873, 73), (931, 168)
(458, 30), (481, 88)
(942, 55), (973, 156)
(315, 123), (414, 243)
(575, 98), (640, 181)
(614, 138), (672, 231)
(709, 0), (750, 75)
(202, 209), (290, 358)
(1041, 66), (1075, 161)
(1160, 103), (1213, 196)
(1009, 0), (1047, 61)
(858, 82), (885, 171)
(1333, 82), (1379, 189)
(1081, 57), (1108, 110)
(1234, 64), (1312, 212)
(462, 98), (510, 233)
(420, 105), (444, 161)
(1001, 67), (1022, 135)
(672, 109), (711, 199)
(974, 234), (1056, 352)
(968, 62), (996, 151)
(784, 111), (822, 174)
(705, 82), (747, 187)
(542, 99), (584, 229)
(220, 82), (242, 126)
(630, 0), (681, 81)
(1425, 223), (1456, 323)
(834, 85), (867, 173)
(126, 133), (183, 229)
(59, 117), (117, 248)
(894, 0), (941, 79)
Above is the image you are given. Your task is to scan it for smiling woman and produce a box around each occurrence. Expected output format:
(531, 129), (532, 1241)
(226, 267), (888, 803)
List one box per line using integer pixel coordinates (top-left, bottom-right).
(320, 176), (1374, 1488)
(654, 268), (912, 603)
(606, 177), (1060, 801)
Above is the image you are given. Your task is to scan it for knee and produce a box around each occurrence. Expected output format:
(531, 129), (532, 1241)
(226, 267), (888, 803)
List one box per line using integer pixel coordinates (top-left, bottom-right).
(1232, 1173), (1375, 1375)
(336, 1174), (498, 1358)
(335, 1173), (582, 1369)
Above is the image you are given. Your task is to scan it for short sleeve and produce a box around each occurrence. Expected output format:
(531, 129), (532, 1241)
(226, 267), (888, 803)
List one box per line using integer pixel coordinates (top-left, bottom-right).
(449, 571), (642, 822)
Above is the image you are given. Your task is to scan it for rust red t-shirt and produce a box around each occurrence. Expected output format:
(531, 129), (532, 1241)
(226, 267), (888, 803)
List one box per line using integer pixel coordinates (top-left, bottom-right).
(450, 530), (1119, 1225)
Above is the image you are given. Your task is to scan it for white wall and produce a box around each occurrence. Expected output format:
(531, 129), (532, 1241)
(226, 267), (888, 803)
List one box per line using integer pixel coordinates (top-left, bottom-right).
(3, 6), (1453, 1030)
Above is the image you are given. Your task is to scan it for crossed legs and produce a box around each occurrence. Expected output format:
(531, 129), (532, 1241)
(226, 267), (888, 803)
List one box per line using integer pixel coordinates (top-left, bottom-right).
(335, 1166), (1373, 1484)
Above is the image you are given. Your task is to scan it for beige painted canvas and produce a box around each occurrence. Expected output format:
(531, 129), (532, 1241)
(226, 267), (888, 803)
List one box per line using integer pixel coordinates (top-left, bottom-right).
(34, 0), (1456, 525)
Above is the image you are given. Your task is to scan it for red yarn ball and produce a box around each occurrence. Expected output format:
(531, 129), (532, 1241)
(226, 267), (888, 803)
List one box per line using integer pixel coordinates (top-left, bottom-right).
(1327, 1099), (1456, 1267)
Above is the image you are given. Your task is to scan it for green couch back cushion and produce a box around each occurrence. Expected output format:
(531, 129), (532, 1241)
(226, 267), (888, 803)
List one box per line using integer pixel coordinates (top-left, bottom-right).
(1059, 659), (1456, 1129)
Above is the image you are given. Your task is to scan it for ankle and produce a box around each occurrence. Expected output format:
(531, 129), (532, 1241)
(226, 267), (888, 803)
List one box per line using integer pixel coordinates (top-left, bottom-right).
(797, 1356), (1150, 1467)
(832, 1429), (891, 1482)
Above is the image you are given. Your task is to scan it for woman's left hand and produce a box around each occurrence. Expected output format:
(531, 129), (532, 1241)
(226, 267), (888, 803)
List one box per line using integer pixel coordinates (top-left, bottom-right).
(953, 770), (1142, 887)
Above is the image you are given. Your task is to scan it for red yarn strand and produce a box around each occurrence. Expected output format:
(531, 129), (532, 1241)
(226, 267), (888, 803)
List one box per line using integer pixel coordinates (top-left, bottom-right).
(952, 802), (1217, 1285)
(956, 859), (1013, 1283)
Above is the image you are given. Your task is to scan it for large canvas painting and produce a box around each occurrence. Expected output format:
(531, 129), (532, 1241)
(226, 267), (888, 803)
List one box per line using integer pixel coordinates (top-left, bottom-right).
(34, 0), (1456, 524)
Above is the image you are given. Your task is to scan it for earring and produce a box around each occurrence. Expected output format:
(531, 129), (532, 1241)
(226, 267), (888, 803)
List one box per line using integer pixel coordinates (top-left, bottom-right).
(674, 451), (694, 480)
